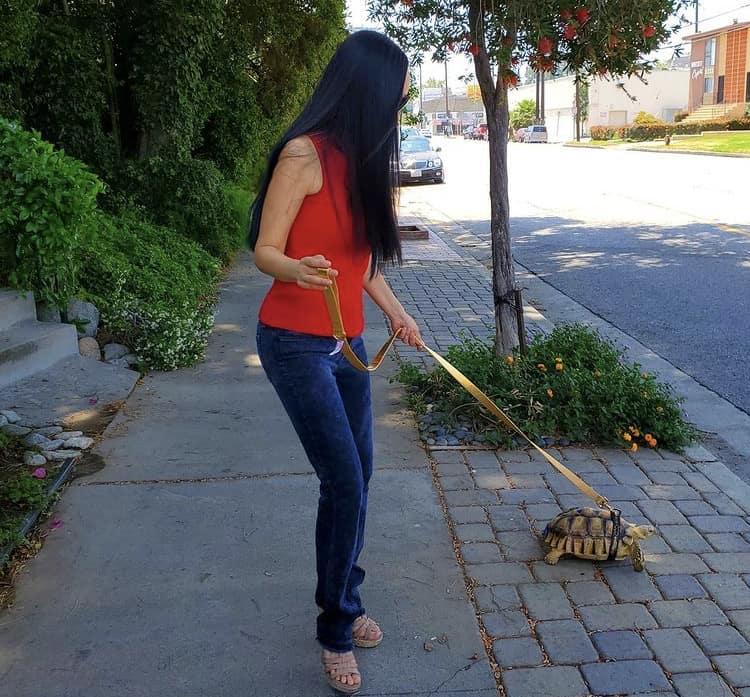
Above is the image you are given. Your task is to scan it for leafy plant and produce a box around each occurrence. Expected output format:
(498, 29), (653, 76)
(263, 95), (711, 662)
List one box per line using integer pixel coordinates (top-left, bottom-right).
(396, 325), (698, 452)
(510, 99), (536, 130)
(79, 209), (221, 370)
(0, 119), (102, 307)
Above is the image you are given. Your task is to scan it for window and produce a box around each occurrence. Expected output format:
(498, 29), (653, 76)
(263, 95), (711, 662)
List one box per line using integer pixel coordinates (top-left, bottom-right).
(704, 38), (716, 68)
(704, 76), (713, 95)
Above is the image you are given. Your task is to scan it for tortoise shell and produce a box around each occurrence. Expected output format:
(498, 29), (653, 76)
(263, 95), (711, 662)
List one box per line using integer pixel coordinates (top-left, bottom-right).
(543, 507), (634, 561)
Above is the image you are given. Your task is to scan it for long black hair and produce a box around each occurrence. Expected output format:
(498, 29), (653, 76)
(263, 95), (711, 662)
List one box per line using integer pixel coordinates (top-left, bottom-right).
(248, 30), (408, 276)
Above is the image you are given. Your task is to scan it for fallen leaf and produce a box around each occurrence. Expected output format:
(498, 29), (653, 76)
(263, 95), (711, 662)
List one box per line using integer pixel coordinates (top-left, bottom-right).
(423, 641), (434, 652)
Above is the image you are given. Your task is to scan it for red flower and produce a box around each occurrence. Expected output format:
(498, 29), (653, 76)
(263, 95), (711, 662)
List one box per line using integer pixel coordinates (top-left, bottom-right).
(511, 56), (520, 65)
(541, 58), (555, 72)
(447, 41), (455, 52)
(575, 7), (590, 24)
(564, 23), (576, 41)
(401, 0), (414, 5)
(538, 36), (554, 55)
(507, 73), (519, 86)
(643, 24), (656, 38)
(464, 32), (472, 41)
(560, 7), (573, 21)
(469, 43), (479, 56)
(501, 36), (514, 47)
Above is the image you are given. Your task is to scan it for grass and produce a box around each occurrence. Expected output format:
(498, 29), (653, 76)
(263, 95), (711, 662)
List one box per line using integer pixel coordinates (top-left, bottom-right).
(567, 139), (629, 148)
(653, 132), (750, 154)
(225, 184), (254, 234)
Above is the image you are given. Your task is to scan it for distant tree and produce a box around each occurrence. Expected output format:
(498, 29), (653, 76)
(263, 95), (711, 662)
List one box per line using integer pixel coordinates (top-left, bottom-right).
(509, 98), (536, 130)
(424, 76), (445, 87)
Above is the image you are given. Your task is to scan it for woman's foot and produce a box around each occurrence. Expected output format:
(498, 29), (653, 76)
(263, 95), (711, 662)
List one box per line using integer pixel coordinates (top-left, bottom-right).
(322, 649), (361, 694)
(352, 615), (383, 648)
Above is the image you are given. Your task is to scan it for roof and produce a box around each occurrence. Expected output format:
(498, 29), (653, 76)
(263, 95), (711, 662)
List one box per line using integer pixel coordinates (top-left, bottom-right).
(422, 96), (485, 114)
(684, 20), (750, 41)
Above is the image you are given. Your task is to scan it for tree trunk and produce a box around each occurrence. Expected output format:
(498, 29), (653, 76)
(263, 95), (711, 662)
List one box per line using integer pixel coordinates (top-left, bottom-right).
(473, 55), (519, 356)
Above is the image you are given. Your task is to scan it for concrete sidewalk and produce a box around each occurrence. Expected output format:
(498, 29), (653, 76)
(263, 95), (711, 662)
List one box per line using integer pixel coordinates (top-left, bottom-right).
(0, 255), (496, 697)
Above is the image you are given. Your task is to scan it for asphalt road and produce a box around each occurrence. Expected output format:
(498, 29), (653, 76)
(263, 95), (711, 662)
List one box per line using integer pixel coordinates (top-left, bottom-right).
(401, 136), (750, 418)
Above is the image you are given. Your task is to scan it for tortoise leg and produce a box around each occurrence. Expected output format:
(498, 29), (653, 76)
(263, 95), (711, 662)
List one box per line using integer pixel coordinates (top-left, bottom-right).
(544, 549), (564, 565)
(630, 541), (645, 572)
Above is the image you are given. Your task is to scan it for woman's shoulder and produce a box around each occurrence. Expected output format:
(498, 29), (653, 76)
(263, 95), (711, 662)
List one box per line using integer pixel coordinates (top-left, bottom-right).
(277, 135), (322, 194)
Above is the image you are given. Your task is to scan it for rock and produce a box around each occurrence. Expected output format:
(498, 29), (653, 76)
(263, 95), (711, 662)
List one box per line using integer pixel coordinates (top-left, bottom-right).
(1, 423), (31, 437)
(0, 415), (6, 427)
(435, 437), (448, 446)
(123, 354), (139, 366)
(36, 426), (63, 437)
(58, 431), (82, 439)
(42, 449), (81, 461)
(36, 302), (61, 323)
(103, 343), (129, 361)
(79, 336), (101, 360)
(24, 451), (47, 467)
(426, 438), (436, 446)
(559, 438), (571, 447)
(64, 436), (94, 450)
(447, 436), (459, 446)
(0, 410), (20, 423)
(22, 432), (55, 449)
(107, 357), (131, 369)
(42, 439), (66, 451)
(67, 298), (100, 337)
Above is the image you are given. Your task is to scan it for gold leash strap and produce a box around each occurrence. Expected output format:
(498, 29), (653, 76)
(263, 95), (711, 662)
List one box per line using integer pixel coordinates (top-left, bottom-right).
(318, 269), (610, 510)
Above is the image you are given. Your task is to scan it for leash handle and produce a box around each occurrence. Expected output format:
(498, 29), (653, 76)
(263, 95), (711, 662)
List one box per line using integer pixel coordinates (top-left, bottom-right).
(318, 269), (611, 510)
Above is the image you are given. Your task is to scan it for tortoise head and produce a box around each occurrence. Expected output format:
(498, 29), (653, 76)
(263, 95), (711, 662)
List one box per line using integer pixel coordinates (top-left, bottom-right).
(630, 524), (657, 539)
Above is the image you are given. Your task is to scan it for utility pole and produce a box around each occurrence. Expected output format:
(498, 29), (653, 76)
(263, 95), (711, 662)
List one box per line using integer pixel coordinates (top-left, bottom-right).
(695, 0), (699, 32)
(444, 59), (450, 133)
(574, 77), (581, 141)
(419, 62), (423, 122)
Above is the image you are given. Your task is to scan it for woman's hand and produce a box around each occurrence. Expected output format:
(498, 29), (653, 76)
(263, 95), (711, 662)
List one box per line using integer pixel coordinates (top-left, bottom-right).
(389, 311), (423, 348)
(296, 255), (338, 290)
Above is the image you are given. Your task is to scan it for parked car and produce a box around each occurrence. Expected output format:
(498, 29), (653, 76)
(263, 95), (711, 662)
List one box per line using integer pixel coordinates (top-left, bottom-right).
(524, 124), (548, 143)
(467, 123), (487, 140)
(462, 125), (474, 138)
(513, 127), (528, 142)
(400, 126), (421, 141)
(398, 136), (444, 184)
(419, 127), (432, 138)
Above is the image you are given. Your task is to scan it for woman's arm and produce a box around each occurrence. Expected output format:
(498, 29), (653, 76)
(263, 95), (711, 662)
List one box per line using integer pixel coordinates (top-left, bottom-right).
(254, 137), (337, 290)
(363, 268), (423, 347)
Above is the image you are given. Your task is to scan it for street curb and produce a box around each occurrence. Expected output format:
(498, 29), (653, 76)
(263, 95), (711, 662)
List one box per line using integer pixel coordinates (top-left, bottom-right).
(627, 146), (750, 159)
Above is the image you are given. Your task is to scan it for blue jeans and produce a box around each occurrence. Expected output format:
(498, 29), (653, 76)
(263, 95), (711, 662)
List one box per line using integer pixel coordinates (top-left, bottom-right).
(256, 322), (373, 653)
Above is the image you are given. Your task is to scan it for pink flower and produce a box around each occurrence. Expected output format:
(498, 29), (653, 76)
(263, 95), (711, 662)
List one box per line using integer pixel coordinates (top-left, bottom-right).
(49, 519), (64, 530)
(32, 467), (47, 479)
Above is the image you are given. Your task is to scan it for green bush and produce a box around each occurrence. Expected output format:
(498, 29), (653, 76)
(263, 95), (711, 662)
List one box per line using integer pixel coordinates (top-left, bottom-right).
(591, 117), (750, 142)
(633, 111), (660, 124)
(113, 156), (242, 262)
(673, 110), (689, 123)
(79, 209), (221, 370)
(396, 325), (698, 452)
(0, 119), (102, 306)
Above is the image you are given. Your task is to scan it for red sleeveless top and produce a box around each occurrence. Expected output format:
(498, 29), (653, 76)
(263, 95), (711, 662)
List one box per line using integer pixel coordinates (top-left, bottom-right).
(258, 133), (370, 337)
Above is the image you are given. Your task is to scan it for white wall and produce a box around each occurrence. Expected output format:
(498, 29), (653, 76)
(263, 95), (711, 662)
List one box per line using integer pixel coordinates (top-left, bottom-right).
(507, 70), (690, 140)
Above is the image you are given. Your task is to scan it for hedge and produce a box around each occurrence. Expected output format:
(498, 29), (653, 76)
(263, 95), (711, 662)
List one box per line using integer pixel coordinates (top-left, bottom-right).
(591, 117), (750, 141)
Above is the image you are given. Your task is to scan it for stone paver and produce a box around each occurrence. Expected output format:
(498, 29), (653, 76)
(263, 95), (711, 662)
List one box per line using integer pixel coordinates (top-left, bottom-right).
(467, 562), (533, 586)
(702, 553), (750, 573)
(655, 574), (708, 600)
(518, 582), (574, 620)
(659, 525), (713, 554)
(602, 565), (661, 602)
(692, 625), (750, 654)
(699, 574), (750, 611)
(502, 666), (589, 697)
(565, 580), (616, 606)
(638, 499), (689, 525)
(591, 630), (653, 660)
(649, 599), (729, 627)
(643, 628), (712, 673)
(671, 672), (735, 697)
(482, 609), (532, 638)
(579, 603), (658, 631)
(713, 654), (750, 688)
(536, 619), (598, 664)
(581, 660), (672, 695)
(492, 637), (544, 668)
(455, 522), (496, 543)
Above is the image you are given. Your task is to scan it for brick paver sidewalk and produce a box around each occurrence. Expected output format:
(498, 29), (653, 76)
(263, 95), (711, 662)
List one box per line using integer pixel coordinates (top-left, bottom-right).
(384, 211), (750, 697)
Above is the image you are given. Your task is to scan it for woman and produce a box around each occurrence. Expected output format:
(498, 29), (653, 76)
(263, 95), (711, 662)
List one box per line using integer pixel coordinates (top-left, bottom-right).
(248, 31), (423, 694)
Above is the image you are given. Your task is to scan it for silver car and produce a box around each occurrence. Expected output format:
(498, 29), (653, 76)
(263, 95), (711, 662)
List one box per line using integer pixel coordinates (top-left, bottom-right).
(398, 137), (444, 184)
(524, 125), (548, 143)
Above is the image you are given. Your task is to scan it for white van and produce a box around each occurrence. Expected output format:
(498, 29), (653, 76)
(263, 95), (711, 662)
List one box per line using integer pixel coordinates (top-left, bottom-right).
(524, 125), (548, 143)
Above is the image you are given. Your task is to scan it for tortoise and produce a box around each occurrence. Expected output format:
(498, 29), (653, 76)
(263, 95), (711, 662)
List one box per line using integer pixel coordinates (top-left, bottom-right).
(542, 507), (656, 571)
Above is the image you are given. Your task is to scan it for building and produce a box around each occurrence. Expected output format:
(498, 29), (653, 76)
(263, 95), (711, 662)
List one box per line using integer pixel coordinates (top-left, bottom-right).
(507, 70), (689, 141)
(686, 20), (750, 116)
(421, 92), (485, 134)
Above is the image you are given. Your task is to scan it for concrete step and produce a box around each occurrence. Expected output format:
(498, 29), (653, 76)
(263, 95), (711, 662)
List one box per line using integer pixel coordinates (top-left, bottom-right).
(0, 289), (37, 331)
(0, 320), (79, 389)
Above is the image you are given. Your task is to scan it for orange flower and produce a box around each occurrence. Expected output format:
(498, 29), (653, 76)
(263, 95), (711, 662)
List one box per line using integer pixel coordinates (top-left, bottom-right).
(644, 433), (653, 441)
(629, 425), (636, 433)
(505, 355), (514, 365)
(555, 362), (564, 371)
(656, 406), (664, 413)
(630, 443), (638, 452)
(594, 370), (602, 378)
(538, 363), (548, 372)
(555, 356), (563, 363)
(546, 389), (554, 398)
(649, 438), (657, 448)
(632, 428), (640, 437)
(622, 432), (632, 442)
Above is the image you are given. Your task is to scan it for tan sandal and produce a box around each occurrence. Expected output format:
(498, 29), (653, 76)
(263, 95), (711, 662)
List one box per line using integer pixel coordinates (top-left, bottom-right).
(322, 650), (361, 694)
(352, 615), (383, 648)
